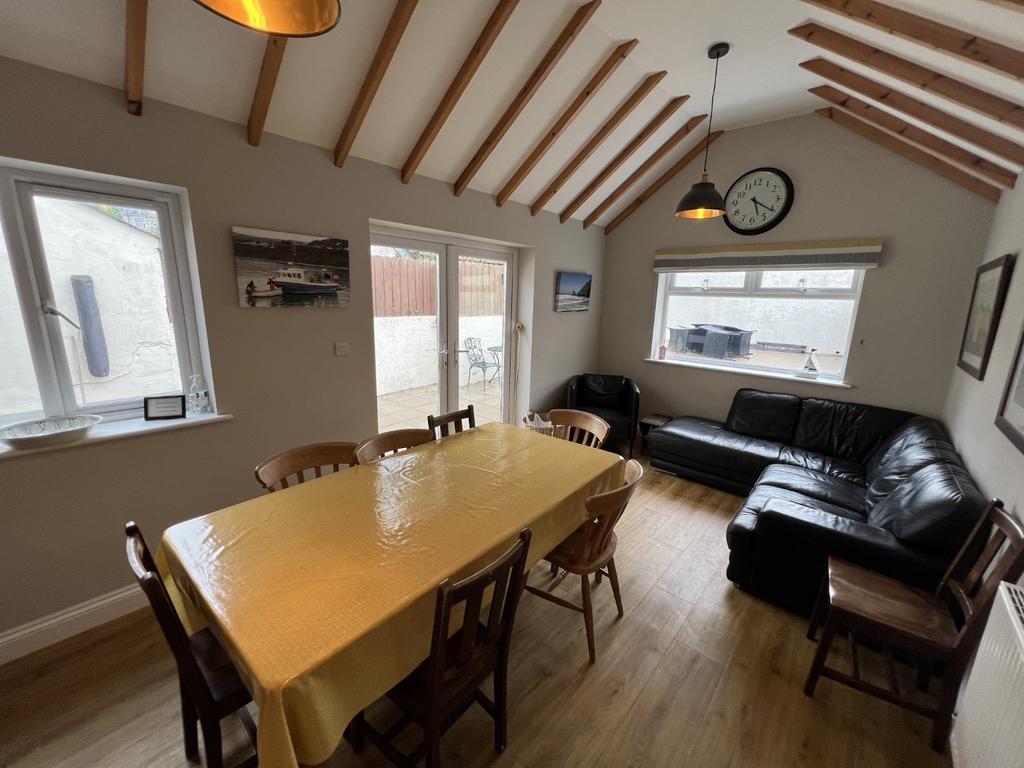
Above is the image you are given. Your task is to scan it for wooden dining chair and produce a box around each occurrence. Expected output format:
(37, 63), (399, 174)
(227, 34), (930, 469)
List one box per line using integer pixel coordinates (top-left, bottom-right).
(804, 499), (1024, 752)
(548, 408), (611, 450)
(525, 459), (643, 663)
(427, 404), (476, 438)
(353, 529), (533, 768)
(253, 441), (358, 492)
(355, 428), (435, 464)
(124, 523), (257, 768)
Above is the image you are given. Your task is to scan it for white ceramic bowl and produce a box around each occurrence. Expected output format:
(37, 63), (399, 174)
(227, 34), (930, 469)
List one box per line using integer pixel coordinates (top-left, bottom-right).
(0, 414), (103, 450)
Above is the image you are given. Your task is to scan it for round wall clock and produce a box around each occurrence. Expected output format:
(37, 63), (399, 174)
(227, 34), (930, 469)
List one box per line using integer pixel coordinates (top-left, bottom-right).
(724, 167), (794, 236)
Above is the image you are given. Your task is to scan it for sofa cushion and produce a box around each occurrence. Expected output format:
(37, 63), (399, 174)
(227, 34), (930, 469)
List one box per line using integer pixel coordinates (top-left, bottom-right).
(578, 406), (632, 440)
(577, 374), (629, 407)
(865, 416), (951, 482)
(793, 398), (912, 463)
(649, 417), (783, 487)
(725, 388), (802, 443)
(756, 464), (867, 512)
(867, 463), (986, 556)
(777, 446), (866, 486)
(864, 442), (963, 510)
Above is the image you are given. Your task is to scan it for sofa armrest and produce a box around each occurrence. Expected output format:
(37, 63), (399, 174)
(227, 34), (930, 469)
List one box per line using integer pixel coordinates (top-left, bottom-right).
(566, 376), (580, 408)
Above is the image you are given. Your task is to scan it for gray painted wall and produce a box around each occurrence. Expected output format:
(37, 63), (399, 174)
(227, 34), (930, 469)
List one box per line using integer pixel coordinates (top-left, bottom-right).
(0, 58), (604, 631)
(944, 184), (1024, 517)
(599, 113), (996, 422)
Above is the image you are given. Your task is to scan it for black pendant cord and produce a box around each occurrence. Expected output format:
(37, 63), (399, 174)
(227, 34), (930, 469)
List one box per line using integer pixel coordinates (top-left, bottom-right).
(702, 55), (720, 175)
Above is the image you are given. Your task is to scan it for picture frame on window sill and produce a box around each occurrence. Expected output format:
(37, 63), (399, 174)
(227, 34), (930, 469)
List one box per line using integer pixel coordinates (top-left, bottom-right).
(996, 321), (1024, 455)
(957, 254), (1015, 380)
(144, 395), (186, 421)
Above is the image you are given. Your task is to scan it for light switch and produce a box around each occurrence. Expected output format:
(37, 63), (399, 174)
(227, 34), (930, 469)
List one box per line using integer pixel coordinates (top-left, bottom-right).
(334, 341), (350, 356)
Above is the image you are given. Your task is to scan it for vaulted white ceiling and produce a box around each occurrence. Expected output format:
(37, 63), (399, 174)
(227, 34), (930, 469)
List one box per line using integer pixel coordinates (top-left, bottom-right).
(0, 0), (1022, 228)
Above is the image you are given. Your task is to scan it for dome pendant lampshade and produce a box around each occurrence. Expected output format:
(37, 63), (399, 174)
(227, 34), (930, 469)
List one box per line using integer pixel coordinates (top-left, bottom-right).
(192, 0), (341, 37)
(675, 42), (729, 220)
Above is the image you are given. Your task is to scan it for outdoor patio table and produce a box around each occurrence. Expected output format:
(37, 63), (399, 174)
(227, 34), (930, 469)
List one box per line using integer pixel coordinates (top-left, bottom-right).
(160, 422), (623, 768)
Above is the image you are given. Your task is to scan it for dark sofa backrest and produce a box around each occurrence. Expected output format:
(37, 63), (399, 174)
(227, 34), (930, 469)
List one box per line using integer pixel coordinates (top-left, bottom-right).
(725, 389), (802, 443)
(792, 397), (912, 463)
(577, 374), (629, 407)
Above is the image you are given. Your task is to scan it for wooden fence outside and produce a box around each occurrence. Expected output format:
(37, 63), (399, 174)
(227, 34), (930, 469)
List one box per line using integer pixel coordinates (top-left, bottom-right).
(371, 254), (504, 317)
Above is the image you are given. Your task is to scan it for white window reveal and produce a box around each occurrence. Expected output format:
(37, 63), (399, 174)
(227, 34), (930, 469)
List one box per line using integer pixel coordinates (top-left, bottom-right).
(649, 240), (882, 383)
(0, 159), (212, 423)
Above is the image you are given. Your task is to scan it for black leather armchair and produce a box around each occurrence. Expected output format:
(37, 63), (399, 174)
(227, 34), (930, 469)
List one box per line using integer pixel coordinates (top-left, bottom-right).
(566, 374), (640, 457)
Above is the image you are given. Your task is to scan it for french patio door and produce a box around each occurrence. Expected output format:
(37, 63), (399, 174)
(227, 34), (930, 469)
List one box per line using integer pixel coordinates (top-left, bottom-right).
(370, 232), (514, 433)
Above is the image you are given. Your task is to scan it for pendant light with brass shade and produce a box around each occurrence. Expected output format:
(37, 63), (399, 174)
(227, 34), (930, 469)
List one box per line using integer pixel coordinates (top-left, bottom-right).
(192, 0), (341, 37)
(676, 42), (729, 220)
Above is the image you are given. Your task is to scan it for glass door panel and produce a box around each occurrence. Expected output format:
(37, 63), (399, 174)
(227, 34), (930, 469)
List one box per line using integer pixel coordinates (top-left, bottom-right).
(453, 248), (510, 426)
(371, 240), (444, 432)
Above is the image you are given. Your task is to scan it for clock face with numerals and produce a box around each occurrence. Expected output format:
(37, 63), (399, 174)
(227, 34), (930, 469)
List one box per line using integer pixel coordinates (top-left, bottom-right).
(724, 168), (794, 235)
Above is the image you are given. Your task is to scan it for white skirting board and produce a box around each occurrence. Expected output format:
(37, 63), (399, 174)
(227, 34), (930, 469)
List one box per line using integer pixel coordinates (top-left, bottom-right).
(0, 584), (146, 665)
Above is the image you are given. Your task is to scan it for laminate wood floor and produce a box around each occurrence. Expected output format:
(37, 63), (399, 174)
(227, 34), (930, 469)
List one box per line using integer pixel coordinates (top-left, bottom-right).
(0, 467), (952, 768)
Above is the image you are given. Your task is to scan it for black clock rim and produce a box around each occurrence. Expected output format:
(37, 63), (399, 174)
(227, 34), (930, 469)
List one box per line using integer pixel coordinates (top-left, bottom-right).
(723, 167), (794, 237)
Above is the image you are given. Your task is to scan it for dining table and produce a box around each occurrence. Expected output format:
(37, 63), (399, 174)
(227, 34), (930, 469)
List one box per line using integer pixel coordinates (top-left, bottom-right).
(160, 421), (624, 768)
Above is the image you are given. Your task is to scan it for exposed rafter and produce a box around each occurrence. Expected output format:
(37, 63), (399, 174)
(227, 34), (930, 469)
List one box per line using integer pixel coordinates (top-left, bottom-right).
(802, 0), (1024, 80)
(496, 39), (637, 207)
(801, 58), (1024, 166)
(334, 0), (419, 168)
(560, 96), (690, 223)
(817, 107), (1000, 201)
(603, 132), (724, 235)
(401, 0), (519, 184)
(124, 0), (147, 116)
(790, 23), (1024, 130)
(454, 0), (601, 197)
(810, 85), (1016, 187)
(582, 115), (707, 229)
(247, 36), (288, 147)
(529, 70), (666, 216)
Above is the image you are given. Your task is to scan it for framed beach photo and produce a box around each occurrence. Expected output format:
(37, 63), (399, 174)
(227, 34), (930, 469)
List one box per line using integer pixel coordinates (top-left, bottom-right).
(554, 271), (592, 312)
(233, 226), (350, 308)
(957, 254), (1015, 380)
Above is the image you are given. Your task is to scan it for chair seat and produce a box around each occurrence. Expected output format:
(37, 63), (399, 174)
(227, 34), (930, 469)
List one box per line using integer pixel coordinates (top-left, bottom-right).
(827, 558), (959, 653)
(189, 628), (252, 713)
(546, 530), (617, 574)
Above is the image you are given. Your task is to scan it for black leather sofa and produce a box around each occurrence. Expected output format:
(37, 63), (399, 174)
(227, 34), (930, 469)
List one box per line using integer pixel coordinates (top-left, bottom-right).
(566, 374), (640, 457)
(648, 388), (987, 614)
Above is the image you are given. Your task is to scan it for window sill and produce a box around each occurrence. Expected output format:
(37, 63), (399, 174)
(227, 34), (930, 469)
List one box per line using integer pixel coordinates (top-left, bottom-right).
(643, 357), (852, 388)
(0, 413), (234, 461)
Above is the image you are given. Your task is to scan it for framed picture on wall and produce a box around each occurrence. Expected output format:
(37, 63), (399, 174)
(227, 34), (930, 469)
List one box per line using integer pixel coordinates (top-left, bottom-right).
(554, 271), (592, 312)
(996, 320), (1024, 455)
(957, 254), (1015, 380)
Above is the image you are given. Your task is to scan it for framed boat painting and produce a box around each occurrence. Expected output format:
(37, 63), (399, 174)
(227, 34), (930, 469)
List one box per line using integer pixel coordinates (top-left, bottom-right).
(997, 319), (1024, 455)
(233, 226), (351, 308)
(957, 254), (1015, 380)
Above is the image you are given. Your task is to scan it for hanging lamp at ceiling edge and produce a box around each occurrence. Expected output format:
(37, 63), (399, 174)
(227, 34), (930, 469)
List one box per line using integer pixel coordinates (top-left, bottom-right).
(191, 0), (341, 38)
(676, 41), (729, 220)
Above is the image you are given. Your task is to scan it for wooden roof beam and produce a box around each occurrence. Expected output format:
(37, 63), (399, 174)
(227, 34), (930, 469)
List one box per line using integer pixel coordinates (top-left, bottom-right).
(802, 0), (1024, 80)
(496, 39), (637, 207)
(560, 96), (690, 223)
(810, 85), (1016, 187)
(529, 70), (666, 216)
(247, 35), (288, 147)
(454, 0), (601, 197)
(790, 22), (1024, 130)
(817, 107), (1000, 201)
(801, 58), (1024, 166)
(125, 0), (147, 116)
(334, 0), (419, 168)
(582, 114), (706, 229)
(401, 0), (520, 183)
(603, 131), (724, 235)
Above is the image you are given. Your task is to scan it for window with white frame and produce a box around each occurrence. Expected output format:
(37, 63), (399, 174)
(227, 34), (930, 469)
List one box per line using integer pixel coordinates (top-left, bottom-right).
(650, 268), (864, 381)
(0, 160), (210, 423)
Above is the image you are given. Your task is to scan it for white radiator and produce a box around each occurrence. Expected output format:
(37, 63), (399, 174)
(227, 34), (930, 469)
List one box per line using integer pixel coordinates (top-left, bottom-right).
(952, 582), (1024, 768)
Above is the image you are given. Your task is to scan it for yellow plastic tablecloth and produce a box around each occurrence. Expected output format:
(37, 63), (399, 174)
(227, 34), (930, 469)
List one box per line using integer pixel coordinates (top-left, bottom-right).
(160, 422), (623, 768)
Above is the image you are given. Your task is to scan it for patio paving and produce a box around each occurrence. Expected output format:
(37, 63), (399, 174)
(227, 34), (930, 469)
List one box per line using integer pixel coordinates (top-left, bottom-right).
(377, 379), (503, 432)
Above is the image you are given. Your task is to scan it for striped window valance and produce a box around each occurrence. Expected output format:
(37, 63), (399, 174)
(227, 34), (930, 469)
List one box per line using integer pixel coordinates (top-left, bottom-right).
(653, 239), (883, 272)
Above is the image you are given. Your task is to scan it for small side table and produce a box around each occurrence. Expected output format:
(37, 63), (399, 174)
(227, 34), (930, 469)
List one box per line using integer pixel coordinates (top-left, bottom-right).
(639, 413), (672, 454)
